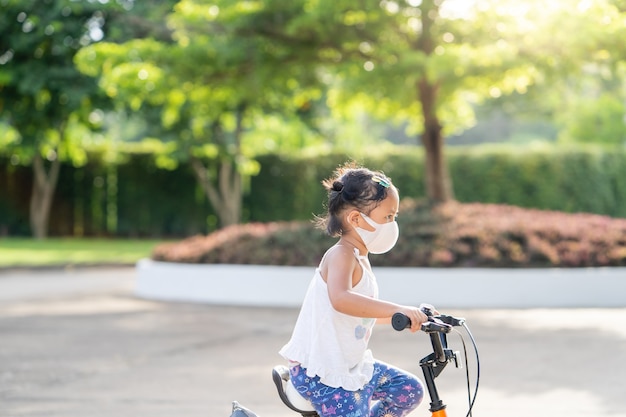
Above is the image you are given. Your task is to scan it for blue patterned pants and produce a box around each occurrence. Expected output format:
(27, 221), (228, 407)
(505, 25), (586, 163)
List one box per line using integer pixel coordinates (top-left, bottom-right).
(289, 361), (424, 417)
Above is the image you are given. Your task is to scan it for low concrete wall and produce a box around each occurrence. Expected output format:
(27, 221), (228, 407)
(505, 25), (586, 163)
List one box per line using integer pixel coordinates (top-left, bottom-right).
(135, 258), (626, 308)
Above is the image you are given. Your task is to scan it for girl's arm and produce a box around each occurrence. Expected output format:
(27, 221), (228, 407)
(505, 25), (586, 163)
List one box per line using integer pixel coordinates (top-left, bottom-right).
(323, 247), (427, 332)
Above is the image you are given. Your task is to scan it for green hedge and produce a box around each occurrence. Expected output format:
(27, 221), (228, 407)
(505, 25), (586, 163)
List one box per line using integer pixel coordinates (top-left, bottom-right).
(246, 149), (427, 222)
(449, 145), (626, 216)
(1, 144), (625, 237)
(0, 155), (215, 237)
(249, 144), (626, 221)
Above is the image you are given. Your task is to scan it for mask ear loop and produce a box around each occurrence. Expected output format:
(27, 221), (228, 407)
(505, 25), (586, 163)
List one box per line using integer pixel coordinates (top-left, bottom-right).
(359, 212), (379, 227)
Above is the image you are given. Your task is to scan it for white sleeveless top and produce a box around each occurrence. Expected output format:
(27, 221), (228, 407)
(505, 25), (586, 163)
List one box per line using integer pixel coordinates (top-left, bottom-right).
(279, 246), (379, 391)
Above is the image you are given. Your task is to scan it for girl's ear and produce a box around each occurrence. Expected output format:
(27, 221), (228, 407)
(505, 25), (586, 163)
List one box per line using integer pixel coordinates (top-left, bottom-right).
(346, 210), (360, 228)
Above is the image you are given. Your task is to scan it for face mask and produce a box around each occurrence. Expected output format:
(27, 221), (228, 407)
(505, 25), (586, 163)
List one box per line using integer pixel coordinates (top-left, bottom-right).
(354, 212), (399, 254)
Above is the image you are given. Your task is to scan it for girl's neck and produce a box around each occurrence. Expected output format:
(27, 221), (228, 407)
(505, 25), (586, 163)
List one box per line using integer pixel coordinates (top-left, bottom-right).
(338, 234), (368, 257)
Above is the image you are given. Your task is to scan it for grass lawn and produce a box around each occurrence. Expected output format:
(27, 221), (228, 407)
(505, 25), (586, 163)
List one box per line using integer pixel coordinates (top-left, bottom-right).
(0, 238), (168, 268)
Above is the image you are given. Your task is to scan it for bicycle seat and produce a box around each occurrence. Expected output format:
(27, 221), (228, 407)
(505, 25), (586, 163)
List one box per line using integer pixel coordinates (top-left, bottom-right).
(271, 365), (318, 416)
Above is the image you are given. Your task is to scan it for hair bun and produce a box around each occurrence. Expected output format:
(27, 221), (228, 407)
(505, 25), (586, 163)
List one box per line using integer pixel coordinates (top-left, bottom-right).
(332, 181), (344, 193)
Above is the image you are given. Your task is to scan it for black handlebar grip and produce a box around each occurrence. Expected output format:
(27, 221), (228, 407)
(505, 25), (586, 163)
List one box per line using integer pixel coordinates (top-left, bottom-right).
(392, 312), (411, 331)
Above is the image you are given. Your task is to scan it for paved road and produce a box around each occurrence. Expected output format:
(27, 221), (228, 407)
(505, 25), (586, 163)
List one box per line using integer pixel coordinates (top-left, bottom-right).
(1, 267), (625, 417)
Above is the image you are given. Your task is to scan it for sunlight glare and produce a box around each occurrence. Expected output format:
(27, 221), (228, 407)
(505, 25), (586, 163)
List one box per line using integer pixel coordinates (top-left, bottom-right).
(577, 0), (593, 12)
(382, 0), (400, 14)
(440, 0), (475, 19)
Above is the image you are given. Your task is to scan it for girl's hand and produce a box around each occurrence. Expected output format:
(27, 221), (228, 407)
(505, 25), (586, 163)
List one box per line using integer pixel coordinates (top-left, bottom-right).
(398, 306), (429, 333)
(419, 303), (440, 316)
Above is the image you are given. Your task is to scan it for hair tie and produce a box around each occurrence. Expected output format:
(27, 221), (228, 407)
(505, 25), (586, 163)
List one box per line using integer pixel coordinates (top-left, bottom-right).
(332, 181), (344, 193)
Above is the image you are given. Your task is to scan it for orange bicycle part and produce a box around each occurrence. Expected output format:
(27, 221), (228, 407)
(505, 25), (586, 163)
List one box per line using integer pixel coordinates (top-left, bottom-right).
(431, 408), (448, 417)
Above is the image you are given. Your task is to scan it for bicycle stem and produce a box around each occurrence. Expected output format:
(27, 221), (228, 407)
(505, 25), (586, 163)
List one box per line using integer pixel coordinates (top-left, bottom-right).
(420, 345), (453, 414)
(430, 332), (447, 363)
(421, 331), (457, 414)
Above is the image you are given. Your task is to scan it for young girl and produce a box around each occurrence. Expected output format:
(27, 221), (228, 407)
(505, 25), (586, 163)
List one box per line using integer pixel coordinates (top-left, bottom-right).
(279, 163), (429, 417)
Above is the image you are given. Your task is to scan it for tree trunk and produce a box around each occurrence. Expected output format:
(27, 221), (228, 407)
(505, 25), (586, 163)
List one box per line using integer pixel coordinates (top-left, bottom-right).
(190, 157), (241, 228)
(190, 104), (246, 229)
(29, 152), (61, 239)
(417, 78), (454, 203)
(219, 160), (241, 226)
(415, 0), (453, 203)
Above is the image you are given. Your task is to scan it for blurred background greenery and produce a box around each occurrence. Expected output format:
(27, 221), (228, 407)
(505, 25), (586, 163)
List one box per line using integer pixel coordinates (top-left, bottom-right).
(1, 0), (626, 242)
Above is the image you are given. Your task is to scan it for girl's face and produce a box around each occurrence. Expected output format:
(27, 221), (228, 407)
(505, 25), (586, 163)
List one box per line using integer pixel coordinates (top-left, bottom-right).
(369, 186), (399, 224)
(351, 187), (400, 232)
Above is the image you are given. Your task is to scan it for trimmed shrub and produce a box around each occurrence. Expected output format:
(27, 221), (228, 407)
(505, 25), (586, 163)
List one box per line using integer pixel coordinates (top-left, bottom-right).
(152, 200), (626, 268)
(153, 221), (335, 266)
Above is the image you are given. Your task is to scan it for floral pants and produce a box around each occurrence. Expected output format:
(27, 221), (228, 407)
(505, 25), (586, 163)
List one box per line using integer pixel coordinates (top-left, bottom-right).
(289, 361), (424, 417)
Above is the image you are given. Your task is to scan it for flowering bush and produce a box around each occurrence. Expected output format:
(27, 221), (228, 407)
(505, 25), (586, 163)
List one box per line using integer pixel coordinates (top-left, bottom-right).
(153, 200), (626, 268)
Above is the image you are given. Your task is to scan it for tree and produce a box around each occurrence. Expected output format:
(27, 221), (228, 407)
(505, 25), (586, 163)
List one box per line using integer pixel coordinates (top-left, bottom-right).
(214, 0), (626, 203)
(75, 0), (626, 226)
(468, 0), (626, 147)
(149, 0), (512, 203)
(304, 0), (545, 202)
(76, 0), (323, 227)
(0, 0), (111, 238)
(0, 0), (182, 238)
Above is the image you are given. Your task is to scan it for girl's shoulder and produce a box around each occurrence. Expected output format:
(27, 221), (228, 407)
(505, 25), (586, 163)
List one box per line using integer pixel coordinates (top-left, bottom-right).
(319, 244), (358, 271)
(323, 244), (358, 261)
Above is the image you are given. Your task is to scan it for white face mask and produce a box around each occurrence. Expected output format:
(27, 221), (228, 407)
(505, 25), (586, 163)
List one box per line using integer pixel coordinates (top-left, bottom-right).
(354, 212), (399, 254)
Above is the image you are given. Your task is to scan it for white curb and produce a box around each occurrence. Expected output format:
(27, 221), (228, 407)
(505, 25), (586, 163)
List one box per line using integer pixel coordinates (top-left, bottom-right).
(134, 258), (626, 308)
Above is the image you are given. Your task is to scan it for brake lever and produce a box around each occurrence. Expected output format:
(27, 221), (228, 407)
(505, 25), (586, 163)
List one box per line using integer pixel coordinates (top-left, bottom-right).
(422, 318), (452, 334)
(437, 314), (465, 327)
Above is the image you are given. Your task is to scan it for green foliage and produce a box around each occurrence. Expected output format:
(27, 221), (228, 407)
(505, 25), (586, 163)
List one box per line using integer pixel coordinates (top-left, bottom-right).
(558, 94), (626, 144)
(477, 1), (626, 147)
(152, 199), (626, 267)
(103, 0), (177, 43)
(0, 0), (110, 151)
(0, 123), (19, 148)
(0, 0), (177, 159)
(76, 0), (326, 154)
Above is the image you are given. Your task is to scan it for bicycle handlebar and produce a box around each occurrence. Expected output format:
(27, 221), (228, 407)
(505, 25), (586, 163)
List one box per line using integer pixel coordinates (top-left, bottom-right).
(392, 311), (465, 364)
(391, 312), (465, 333)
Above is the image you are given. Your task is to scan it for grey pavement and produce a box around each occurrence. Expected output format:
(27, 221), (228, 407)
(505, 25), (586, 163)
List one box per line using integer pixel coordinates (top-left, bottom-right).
(1, 267), (626, 417)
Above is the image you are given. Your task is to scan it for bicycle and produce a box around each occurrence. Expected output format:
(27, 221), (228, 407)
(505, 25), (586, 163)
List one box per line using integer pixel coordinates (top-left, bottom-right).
(230, 306), (480, 417)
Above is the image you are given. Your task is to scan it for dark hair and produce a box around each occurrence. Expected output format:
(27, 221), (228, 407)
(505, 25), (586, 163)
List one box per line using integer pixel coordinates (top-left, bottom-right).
(316, 162), (395, 237)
